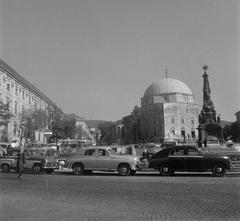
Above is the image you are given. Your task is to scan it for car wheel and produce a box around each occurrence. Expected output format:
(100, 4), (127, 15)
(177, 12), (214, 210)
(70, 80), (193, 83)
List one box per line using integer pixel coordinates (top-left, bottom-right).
(118, 164), (131, 176)
(32, 164), (41, 174)
(212, 164), (225, 177)
(45, 169), (54, 174)
(159, 164), (173, 176)
(73, 163), (84, 175)
(2, 164), (10, 173)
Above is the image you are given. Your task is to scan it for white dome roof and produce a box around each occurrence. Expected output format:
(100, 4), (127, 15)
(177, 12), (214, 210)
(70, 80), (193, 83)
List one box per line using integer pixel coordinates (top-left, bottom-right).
(144, 78), (192, 97)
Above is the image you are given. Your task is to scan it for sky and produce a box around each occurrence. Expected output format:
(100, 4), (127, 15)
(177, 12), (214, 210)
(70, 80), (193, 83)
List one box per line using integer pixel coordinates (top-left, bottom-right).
(0, 0), (239, 121)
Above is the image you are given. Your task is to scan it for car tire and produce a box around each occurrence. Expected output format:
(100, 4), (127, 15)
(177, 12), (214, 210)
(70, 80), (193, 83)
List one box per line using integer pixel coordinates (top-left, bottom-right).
(45, 169), (54, 174)
(159, 164), (173, 176)
(118, 164), (131, 176)
(212, 164), (226, 177)
(32, 164), (41, 174)
(73, 163), (85, 175)
(2, 164), (10, 173)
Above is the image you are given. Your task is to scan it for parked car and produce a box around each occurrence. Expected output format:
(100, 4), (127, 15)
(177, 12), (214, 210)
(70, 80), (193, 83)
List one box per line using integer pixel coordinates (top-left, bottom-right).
(0, 155), (16, 173)
(148, 145), (232, 177)
(0, 149), (59, 174)
(65, 146), (140, 176)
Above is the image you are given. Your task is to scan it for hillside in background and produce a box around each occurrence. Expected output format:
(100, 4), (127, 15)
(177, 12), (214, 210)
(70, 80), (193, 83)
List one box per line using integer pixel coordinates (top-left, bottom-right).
(86, 120), (114, 130)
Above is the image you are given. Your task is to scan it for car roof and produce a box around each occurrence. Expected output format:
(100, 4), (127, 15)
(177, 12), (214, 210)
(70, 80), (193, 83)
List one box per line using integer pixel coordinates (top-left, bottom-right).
(86, 146), (111, 150)
(163, 145), (197, 151)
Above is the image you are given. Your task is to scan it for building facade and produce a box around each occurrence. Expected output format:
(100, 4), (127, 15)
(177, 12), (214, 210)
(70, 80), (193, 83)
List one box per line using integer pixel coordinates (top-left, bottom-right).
(121, 78), (201, 144)
(0, 59), (61, 142)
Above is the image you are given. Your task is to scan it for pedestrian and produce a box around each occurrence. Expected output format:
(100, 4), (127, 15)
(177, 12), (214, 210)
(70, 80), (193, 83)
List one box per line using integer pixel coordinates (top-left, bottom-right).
(17, 137), (26, 179)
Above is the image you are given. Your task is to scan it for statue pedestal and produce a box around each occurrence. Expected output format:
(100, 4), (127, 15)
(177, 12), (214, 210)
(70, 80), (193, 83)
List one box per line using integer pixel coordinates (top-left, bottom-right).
(198, 123), (223, 147)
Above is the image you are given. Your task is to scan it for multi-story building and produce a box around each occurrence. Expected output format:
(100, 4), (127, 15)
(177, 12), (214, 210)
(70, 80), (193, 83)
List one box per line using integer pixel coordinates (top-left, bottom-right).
(120, 78), (201, 144)
(0, 58), (61, 142)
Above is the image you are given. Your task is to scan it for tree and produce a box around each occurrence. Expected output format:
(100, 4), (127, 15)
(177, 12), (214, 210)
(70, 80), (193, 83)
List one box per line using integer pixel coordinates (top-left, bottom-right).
(223, 124), (231, 140)
(0, 101), (13, 141)
(98, 121), (116, 145)
(0, 101), (13, 126)
(230, 121), (240, 142)
(49, 115), (76, 142)
(18, 108), (48, 140)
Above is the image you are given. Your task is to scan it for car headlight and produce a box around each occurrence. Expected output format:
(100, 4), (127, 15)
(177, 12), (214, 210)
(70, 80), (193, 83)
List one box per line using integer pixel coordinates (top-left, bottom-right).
(58, 160), (65, 166)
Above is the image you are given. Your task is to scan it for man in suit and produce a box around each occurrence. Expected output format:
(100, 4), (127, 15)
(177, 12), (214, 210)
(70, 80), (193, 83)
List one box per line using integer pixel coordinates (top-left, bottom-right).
(17, 137), (25, 179)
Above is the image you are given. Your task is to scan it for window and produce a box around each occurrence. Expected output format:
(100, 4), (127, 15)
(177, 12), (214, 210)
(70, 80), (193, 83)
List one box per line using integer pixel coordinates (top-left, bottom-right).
(172, 129), (175, 135)
(98, 149), (108, 156)
(22, 90), (25, 100)
(15, 85), (18, 95)
(84, 149), (96, 156)
(187, 148), (199, 156)
(7, 83), (10, 91)
(191, 131), (196, 138)
(163, 95), (169, 102)
(14, 101), (18, 114)
(181, 130), (185, 138)
(171, 118), (174, 124)
(191, 119), (194, 125)
(181, 119), (184, 124)
(170, 149), (185, 156)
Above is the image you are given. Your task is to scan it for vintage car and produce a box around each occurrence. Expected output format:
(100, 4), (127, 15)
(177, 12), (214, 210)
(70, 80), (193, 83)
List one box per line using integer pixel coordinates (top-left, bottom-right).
(0, 156), (16, 173)
(148, 145), (232, 177)
(65, 146), (140, 176)
(0, 150), (59, 174)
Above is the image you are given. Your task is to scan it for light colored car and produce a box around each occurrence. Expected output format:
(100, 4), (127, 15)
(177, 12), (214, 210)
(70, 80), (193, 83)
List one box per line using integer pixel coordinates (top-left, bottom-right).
(0, 150), (58, 174)
(65, 146), (140, 176)
(0, 156), (16, 173)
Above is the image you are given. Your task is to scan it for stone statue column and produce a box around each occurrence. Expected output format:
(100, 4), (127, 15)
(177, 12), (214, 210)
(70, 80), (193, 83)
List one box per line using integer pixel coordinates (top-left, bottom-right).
(202, 65), (216, 117)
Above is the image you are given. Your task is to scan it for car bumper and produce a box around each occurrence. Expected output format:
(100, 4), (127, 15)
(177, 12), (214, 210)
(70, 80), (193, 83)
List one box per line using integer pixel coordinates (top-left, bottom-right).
(42, 164), (59, 169)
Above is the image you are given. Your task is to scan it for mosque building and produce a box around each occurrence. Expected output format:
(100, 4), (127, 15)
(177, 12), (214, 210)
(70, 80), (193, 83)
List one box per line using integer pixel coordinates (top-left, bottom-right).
(120, 77), (201, 144)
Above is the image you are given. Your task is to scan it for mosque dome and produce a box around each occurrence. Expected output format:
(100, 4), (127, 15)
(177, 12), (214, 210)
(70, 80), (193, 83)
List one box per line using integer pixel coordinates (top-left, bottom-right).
(143, 78), (193, 97)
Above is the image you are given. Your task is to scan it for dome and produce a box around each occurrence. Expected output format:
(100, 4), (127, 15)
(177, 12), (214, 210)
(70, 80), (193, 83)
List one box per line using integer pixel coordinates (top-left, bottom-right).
(144, 78), (193, 97)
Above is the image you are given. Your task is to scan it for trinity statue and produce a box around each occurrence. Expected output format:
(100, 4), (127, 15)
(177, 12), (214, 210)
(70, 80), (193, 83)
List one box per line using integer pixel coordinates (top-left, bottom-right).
(198, 66), (223, 147)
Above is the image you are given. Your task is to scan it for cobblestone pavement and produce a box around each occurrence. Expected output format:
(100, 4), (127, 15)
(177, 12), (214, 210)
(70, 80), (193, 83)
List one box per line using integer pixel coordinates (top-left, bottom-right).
(0, 171), (239, 221)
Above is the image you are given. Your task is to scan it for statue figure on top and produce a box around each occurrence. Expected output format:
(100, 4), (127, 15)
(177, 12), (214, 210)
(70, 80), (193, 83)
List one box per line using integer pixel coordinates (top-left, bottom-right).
(202, 65), (215, 113)
(199, 65), (217, 124)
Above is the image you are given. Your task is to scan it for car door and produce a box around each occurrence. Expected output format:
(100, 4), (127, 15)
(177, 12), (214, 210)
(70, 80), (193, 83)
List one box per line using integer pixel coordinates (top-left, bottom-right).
(184, 147), (204, 172)
(94, 149), (114, 170)
(83, 149), (97, 169)
(168, 148), (185, 171)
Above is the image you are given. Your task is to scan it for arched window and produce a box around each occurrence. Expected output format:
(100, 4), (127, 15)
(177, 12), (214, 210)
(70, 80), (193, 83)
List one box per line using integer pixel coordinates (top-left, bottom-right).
(181, 128), (185, 138)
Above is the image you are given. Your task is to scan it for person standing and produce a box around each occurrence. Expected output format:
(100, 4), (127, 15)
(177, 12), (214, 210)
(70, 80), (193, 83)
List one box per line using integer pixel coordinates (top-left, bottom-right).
(17, 137), (25, 179)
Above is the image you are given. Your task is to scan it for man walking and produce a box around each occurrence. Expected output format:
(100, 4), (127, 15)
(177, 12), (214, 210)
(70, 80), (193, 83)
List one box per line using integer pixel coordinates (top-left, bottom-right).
(17, 137), (25, 179)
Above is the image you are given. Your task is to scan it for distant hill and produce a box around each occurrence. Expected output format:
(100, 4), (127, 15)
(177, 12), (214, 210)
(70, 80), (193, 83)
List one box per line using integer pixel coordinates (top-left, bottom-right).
(86, 120), (114, 129)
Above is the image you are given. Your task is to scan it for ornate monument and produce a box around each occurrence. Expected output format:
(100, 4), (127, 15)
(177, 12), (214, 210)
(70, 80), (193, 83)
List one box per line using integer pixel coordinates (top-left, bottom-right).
(198, 65), (223, 147)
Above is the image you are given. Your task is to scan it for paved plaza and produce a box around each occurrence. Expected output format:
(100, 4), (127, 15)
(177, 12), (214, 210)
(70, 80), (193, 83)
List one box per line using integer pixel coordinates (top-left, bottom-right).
(0, 171), (240, 221)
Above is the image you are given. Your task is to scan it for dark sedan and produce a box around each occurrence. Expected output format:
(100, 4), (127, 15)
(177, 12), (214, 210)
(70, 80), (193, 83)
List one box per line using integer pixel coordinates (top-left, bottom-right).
(148, 145), (232, 176)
